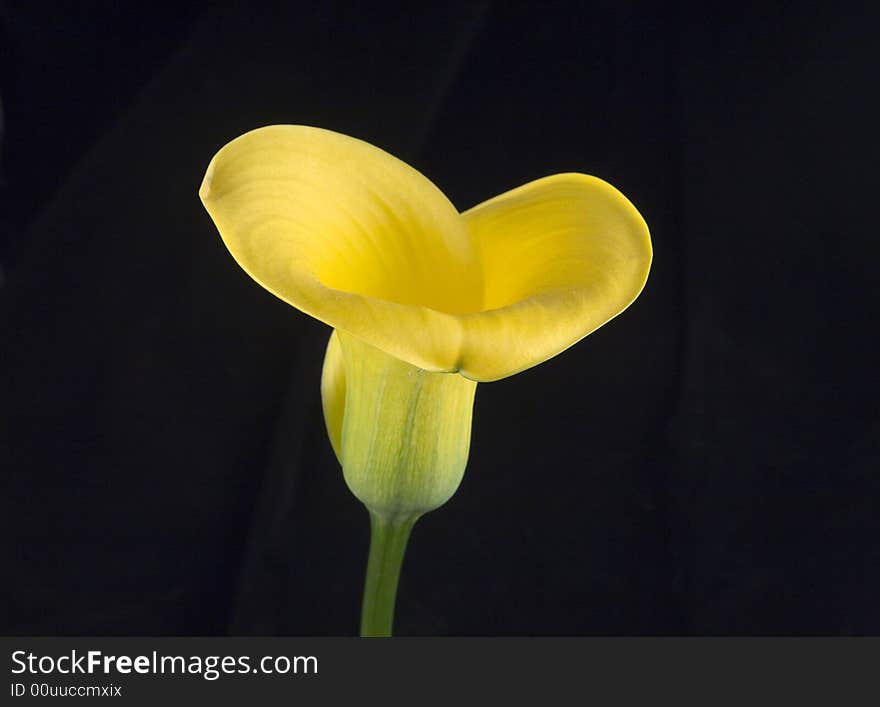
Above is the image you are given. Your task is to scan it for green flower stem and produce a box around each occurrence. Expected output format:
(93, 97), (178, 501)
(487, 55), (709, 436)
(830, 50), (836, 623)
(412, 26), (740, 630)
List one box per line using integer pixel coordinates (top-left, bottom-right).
(360, 512), (417, 637)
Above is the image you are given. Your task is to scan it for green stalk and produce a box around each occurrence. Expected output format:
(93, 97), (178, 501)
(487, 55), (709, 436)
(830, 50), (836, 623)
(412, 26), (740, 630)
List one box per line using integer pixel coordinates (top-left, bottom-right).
(360, 512), (416, 637)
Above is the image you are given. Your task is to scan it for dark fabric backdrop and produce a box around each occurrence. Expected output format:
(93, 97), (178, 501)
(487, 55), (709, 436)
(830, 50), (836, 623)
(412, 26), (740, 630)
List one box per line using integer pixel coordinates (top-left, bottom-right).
(2, 1), (878, 635)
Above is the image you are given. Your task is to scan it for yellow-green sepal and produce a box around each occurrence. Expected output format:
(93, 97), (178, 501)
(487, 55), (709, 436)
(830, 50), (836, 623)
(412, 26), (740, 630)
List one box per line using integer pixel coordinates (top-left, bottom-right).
(321, 329), (477, 523)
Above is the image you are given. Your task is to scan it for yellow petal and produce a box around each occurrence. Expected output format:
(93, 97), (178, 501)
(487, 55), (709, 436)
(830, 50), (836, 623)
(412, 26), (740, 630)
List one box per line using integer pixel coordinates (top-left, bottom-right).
(320, 330), (345, 464)
(201, 128), (651, 382)
(199, 125), (482, 372)
(457, 173), (652, 381)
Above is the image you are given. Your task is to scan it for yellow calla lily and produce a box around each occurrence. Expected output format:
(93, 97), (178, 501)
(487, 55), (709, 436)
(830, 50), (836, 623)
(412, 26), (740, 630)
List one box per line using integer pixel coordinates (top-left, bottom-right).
(199, 125), (650, 381)
(199, 125), (651, 636)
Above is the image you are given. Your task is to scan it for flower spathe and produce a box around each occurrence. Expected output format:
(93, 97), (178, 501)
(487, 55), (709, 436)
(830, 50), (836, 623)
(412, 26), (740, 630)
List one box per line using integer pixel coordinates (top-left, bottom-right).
(199, 125), (651, 383)
(200, 125), (651, 634)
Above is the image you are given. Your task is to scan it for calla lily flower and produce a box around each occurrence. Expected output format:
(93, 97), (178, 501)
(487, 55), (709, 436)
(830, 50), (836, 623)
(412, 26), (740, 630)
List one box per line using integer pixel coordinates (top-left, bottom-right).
(199, 125), (651, 636)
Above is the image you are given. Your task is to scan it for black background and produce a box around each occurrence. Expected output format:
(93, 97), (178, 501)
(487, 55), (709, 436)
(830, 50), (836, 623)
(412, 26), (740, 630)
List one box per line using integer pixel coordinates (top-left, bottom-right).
(2, 1), (878, 636)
